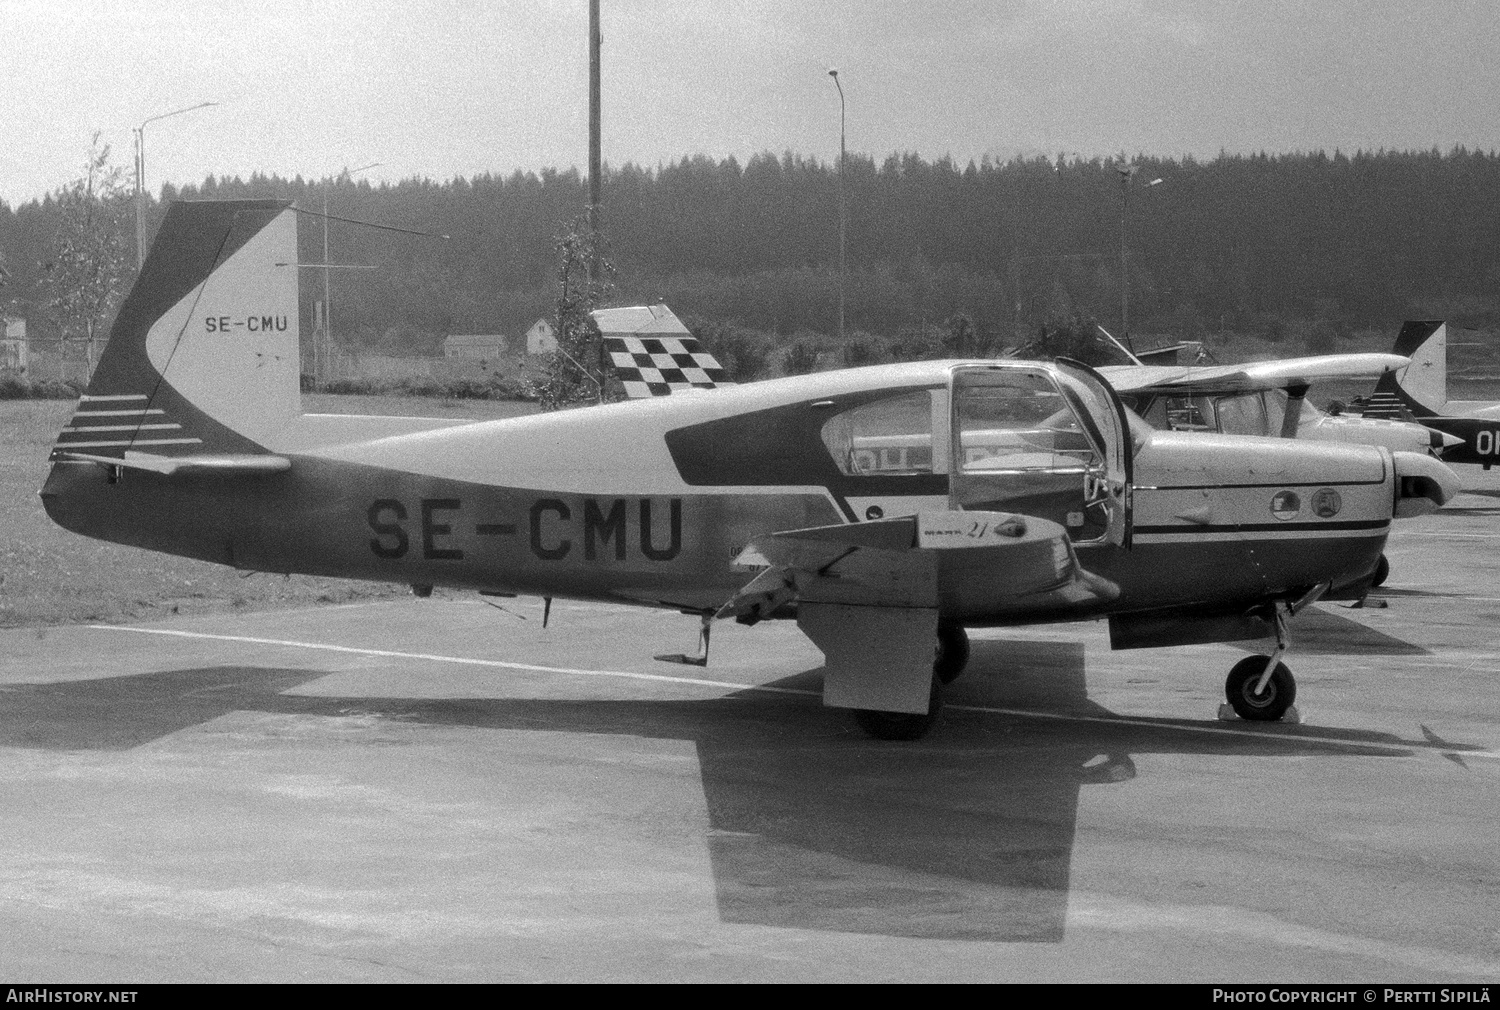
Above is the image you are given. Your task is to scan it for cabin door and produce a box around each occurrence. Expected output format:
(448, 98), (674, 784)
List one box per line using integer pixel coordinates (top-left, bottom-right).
(948, 362), (1132, 546)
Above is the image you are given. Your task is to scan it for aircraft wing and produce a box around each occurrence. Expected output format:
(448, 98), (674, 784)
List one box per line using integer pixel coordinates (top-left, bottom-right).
(723, 510), (1117, 714)
(1101, 353), (1410, 395)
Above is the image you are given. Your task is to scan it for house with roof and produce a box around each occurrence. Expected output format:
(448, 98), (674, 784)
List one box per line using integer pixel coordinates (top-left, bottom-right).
(443, 333), (508, 363)
(525, 318), (557, 355)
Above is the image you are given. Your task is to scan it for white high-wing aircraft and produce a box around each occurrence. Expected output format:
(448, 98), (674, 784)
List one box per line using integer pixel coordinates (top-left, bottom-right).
(1100, 356), (1458, 456)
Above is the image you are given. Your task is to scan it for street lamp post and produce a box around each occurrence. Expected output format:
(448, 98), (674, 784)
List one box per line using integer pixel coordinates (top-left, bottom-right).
(1116, 164), (1162, 353)
(134, 101), (218, 268)
(828, 69), (845, 342)
(318, 162), (382, 386)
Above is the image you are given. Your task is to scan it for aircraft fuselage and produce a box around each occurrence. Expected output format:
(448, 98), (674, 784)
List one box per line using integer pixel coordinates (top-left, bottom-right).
(41, 414), (1394, 627)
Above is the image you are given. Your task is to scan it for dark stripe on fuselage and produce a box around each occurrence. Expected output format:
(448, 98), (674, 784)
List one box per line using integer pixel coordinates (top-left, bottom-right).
(1133, 519), (1388, 534)
(1146, 480), (1385, 490)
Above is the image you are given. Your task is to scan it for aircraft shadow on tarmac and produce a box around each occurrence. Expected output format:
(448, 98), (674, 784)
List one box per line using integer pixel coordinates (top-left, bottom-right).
(1445, 489), (1500, 514)
(0, 640), (1465, 944)
(1267, 605), (1431, 656)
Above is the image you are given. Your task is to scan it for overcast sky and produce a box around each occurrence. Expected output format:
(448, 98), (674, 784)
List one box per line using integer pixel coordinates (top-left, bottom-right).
(3, 0), (1496, 207)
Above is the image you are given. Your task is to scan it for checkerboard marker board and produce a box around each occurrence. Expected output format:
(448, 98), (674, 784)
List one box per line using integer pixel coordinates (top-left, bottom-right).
(603, 335), (735, 397)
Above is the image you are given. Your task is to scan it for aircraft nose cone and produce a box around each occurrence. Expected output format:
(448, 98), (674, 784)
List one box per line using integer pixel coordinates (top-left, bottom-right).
(1430, 427), (1464, 450)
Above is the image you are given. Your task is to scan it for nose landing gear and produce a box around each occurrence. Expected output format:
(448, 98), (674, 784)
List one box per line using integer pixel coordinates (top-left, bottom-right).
(1221, 589), (1321, 722)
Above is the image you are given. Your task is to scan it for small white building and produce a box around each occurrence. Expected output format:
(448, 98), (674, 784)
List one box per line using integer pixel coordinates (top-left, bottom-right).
(443, 333), (507, 361)
(1, 317), (26, 371)
(526, 318), (557, 355)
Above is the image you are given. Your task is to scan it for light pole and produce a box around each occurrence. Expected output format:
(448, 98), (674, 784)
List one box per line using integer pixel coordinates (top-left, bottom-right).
(134, 101), (217, 268)
(1116, 163), (1162, 353)
(318, 162), (382, 386)
(828, 69), (845, 341)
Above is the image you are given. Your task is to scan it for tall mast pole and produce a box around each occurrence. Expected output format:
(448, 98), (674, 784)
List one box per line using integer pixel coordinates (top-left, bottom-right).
(1121, 175), (1129, 348)
(589, 0), (602, 278)
(829, 70), (845, 342)
(134, 129), (146, 269)
(132, 102), (218, 269)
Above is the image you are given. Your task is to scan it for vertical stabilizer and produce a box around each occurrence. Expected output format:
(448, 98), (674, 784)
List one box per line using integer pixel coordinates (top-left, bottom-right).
(51, 200), (301, 462)
(1369, 320), (1446, 418)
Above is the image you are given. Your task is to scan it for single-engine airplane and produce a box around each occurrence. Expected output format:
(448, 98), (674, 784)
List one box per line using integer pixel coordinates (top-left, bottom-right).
(1359, 320), (1500, 469)
(40, 201), (1460, 739)
(1100, 352), (1461, 588)
(1100, 356), (1455, 456)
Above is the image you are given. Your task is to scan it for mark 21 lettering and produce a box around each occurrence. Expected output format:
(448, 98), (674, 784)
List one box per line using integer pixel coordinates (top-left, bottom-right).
(367, 497), (682, 562)
(204, 315), (290, 332)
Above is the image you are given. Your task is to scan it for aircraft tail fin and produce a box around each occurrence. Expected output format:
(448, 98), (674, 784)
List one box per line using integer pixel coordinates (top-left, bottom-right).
(594, 304), (734, 397)
(50, 199), (302, 463)
(1368, 320), (1446, 418)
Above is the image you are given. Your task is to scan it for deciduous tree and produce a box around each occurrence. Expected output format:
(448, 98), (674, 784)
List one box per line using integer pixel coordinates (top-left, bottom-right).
(530, 216), (621, 410)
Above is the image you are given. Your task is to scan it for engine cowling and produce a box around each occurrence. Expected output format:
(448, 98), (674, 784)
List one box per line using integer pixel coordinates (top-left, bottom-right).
(1391, 451), (1460, 517)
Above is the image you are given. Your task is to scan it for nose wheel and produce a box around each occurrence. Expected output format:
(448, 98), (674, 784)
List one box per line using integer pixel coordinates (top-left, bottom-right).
(1221, 594), (1315, 722)
(1225, 656), (1296, 721)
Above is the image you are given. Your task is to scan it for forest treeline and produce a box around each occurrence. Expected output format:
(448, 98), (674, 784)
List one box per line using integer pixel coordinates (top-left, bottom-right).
(4, 147), (1499, 365)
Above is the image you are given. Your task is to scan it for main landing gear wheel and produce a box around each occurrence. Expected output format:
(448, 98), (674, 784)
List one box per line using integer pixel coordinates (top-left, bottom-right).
(853, 675), (943, 741)
(1371, 554), (1390, 588)
(1225, 656), (1297, 722)
(934, 623), (971, 684)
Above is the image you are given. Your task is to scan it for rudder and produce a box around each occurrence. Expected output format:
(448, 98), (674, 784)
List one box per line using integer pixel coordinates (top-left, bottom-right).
(1368, 320), (1445, 418)
(51, 200), (302, 462)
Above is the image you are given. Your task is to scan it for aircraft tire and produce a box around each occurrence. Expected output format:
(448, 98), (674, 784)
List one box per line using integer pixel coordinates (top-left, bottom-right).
(853, 676), (943, 740)
(1225, 657), (1296, 722)
(1371, 554), (1390, 588)
(934, 623), (971, 684)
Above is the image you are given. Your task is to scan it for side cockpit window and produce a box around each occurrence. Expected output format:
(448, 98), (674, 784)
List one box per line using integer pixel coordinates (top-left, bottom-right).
(820, 390), (944, 476)
(955, 370), (1099, 473)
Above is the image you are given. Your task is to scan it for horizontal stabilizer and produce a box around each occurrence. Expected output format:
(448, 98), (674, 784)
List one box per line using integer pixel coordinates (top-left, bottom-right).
(55, 450), (291, 477)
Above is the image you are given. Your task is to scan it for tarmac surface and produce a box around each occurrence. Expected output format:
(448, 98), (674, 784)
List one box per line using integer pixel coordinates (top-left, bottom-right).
(3, 481), (1500, 982)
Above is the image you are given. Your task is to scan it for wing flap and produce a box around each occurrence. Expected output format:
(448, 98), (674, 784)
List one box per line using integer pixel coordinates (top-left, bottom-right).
(799, 603), (938, 714)
(720, 511), (1118, 713)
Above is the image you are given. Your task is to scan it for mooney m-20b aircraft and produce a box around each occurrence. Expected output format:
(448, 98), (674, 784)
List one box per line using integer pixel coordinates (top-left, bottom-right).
(40, 201), (1460, 739)
(1361, 320), (1500, 469)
